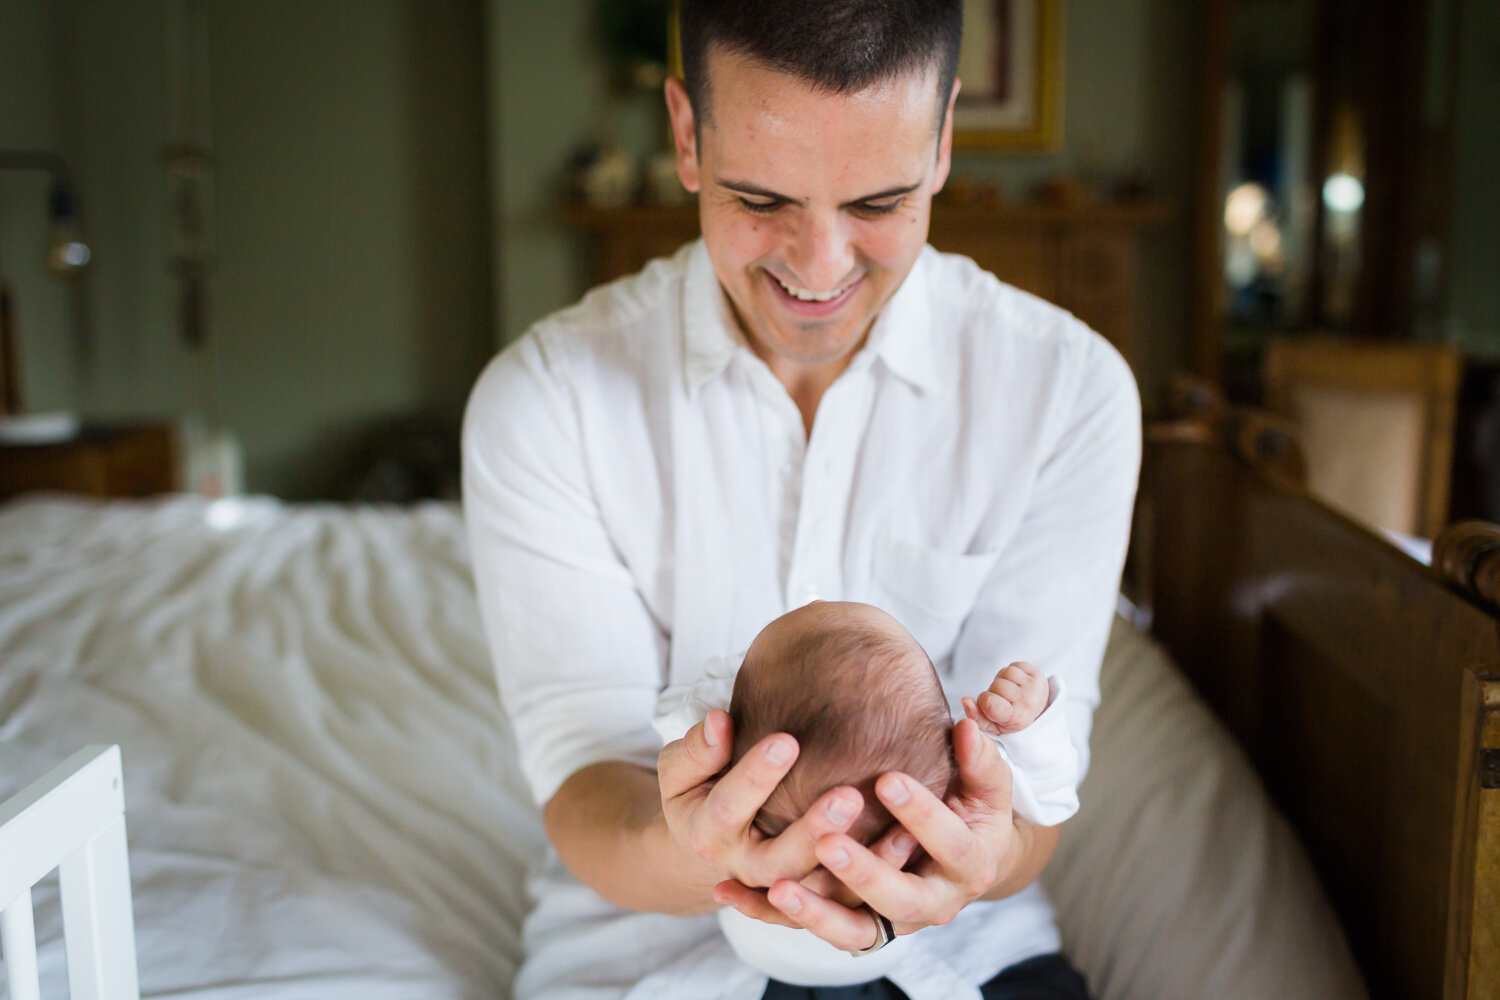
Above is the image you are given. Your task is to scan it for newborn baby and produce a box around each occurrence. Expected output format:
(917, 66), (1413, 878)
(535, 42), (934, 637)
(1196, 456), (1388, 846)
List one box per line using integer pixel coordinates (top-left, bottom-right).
(653, 601), (1079, 987)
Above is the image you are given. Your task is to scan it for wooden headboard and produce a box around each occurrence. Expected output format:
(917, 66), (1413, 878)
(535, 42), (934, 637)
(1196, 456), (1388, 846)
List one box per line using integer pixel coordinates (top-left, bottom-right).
(1133, 410), (1499, 1000)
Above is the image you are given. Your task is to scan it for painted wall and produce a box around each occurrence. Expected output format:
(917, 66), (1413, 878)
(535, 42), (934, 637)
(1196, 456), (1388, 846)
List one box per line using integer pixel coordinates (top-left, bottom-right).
(0, 0), (77, 414)
(489, 0), (661, 349)
(0, 0), (493, 499)
(205, 0), (493, 497)
(487, 0), (1201, 399)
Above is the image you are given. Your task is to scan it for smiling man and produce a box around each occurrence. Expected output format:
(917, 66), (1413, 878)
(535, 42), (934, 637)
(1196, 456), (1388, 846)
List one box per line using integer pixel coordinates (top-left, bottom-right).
(672, 45), (947, 434)
(462, 2), (1140, 999)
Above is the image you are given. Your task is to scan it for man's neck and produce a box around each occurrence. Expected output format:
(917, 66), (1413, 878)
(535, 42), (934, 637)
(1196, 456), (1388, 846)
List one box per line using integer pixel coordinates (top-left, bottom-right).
(769, 359), (846, 439)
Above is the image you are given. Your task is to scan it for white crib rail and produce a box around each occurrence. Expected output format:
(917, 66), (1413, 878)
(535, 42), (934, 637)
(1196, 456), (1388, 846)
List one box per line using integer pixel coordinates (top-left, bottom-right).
(0, 745), (140, 1000)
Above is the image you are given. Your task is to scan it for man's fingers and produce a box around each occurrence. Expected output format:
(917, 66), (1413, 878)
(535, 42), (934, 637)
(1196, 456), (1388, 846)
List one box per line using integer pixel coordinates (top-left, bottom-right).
(812, 833), (937, 926)
(867, 822), (920, 871)
(766, 879), (890, 952)
(657, 709), (734, 801)
(692, 732), (799, 863)
(952, 716), (1013, 810)
(713, 880), (801, 928)
(745, 785), (862, 884)
(873, 764), (992, 886)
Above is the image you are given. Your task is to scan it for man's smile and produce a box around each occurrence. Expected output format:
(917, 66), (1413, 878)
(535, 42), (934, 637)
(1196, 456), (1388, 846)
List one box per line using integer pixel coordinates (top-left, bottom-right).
(765, 270), (863, 316)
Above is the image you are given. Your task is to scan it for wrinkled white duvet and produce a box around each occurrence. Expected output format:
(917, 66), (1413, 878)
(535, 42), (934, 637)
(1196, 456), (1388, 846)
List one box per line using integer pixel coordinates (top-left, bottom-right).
(0, 496), (543, 998)
(0, 496), (1365, 1000)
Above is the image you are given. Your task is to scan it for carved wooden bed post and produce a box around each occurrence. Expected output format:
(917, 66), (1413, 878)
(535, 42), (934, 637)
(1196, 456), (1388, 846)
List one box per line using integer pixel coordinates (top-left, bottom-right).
(1434, 521), (1500, 999)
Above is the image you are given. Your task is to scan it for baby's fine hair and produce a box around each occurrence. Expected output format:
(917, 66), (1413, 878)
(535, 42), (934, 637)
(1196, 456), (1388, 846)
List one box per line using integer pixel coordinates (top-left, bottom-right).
(729, 614), (956, 844)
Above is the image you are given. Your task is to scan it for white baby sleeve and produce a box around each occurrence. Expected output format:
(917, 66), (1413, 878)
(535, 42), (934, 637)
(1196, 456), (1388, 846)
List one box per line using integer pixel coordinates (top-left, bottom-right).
(994, 676), (1080, 827)
(651, 654), (742, 745)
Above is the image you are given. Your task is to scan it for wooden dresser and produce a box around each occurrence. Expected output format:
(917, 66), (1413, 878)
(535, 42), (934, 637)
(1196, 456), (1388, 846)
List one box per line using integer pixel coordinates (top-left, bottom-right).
(0, 424), (177, 500)
(565, 200), (1170, 365)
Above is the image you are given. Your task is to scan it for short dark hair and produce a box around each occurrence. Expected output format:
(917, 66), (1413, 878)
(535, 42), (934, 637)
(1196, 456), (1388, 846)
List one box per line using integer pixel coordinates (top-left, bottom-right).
(679, 0), (963, 133)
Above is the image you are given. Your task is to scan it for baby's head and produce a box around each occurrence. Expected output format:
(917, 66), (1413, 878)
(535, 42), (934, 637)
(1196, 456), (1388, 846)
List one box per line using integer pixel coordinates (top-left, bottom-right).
(729, 601), (956, 845)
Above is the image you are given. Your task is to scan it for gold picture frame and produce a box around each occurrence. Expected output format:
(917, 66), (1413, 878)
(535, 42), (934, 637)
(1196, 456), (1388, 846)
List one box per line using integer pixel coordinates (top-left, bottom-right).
(952, 0), (1064, 151)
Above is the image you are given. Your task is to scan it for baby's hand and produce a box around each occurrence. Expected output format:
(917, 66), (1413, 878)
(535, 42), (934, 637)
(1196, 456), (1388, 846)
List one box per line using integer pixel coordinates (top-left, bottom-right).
(962, 661), (1049, 736)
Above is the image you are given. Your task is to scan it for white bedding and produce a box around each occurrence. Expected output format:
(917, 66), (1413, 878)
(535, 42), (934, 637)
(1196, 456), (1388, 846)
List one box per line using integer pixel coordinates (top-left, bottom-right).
(0, 496), (1365, 999)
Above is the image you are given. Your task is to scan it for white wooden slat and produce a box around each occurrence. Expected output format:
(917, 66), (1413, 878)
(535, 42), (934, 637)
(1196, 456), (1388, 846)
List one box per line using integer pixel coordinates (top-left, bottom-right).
(0, 746), (124, 910)
(59, 814), (141, 1000)
(1, 886), (43, 1000)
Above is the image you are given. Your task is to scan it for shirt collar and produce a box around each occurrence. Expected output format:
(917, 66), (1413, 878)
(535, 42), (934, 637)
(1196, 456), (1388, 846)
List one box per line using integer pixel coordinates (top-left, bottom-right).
(681, 241), (741, 396)
(679, 240), (941, 396)
(862, 246), (940, 393)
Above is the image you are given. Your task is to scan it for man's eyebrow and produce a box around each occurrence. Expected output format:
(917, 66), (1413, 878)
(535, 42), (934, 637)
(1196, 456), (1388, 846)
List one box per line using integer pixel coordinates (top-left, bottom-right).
(718, 179), (922, 207)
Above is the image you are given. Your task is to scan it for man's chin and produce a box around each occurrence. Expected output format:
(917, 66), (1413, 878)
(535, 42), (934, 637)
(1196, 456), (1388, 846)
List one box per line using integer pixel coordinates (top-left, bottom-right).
(766, 336), (863, 370)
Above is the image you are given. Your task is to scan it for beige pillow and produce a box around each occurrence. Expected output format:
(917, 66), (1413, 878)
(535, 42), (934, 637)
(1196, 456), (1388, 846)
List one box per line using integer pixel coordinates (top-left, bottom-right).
(1044, 619), (1368, 1000)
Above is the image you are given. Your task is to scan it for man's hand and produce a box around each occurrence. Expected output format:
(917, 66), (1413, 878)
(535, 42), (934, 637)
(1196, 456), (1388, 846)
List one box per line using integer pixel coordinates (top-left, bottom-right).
(656, 708), (867, 895)
(713, 717), (1057, 951)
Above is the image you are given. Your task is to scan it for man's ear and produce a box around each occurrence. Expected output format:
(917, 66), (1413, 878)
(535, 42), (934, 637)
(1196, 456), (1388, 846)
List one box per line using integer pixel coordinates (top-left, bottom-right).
(664, 77), (701, 193)
(931, 77), (961, 194)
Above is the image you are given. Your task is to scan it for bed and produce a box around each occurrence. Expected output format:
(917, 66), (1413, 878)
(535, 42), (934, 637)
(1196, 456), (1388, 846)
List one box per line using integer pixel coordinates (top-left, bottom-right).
(0, 413), (1493, 999)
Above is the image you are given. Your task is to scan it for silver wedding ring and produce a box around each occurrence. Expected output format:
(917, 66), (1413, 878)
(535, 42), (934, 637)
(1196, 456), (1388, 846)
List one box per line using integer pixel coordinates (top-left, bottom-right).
(848, 906), (896, 957)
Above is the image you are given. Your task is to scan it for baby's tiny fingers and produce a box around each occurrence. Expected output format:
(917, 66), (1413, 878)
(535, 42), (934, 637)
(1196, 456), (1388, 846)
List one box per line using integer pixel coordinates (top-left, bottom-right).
(979, 691), (1020, 726)
(987, 674), (1025, 700)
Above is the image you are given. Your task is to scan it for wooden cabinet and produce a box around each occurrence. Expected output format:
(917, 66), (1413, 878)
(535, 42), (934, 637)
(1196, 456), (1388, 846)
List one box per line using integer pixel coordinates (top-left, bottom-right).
(0, 424), (178, 500)
(565, 201), (1169, 365)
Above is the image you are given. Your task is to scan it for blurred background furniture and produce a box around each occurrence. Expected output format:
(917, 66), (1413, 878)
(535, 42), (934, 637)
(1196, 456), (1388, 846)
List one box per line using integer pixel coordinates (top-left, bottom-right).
(1264, 338), (1460, 537)
(0, 423), (178, 501)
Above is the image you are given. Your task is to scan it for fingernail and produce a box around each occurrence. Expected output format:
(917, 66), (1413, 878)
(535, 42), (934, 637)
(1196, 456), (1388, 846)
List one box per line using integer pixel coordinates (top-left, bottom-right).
(703, 713), (719, 747)
(775, 888), (803, 914)
(826, 796), (856, 825)
(825, 847), (850, 870)
(764, 738), (791, 766)
(883, 776), (910, 806)
(892, 832), (915, 855)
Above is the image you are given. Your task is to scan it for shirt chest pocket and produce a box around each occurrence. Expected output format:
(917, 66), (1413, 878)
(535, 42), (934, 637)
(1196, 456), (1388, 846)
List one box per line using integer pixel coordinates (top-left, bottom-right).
(868, 535), (1002, 664)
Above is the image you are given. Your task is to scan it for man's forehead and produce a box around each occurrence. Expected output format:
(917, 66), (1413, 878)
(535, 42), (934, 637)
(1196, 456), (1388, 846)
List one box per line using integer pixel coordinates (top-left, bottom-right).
(697, 50), (943, 186)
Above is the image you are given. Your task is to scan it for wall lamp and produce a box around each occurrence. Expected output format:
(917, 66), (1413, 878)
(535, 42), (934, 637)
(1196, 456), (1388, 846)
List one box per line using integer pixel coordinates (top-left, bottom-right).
(0, 151), (92, 280)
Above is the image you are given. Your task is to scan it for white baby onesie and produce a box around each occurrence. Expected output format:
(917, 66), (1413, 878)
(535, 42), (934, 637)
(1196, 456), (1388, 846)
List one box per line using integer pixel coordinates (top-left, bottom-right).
(650, 655), (1080, 987)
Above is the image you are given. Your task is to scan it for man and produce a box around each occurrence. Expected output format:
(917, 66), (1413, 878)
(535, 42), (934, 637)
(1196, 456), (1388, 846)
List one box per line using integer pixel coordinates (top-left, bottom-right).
(462, 2), (1139, 998)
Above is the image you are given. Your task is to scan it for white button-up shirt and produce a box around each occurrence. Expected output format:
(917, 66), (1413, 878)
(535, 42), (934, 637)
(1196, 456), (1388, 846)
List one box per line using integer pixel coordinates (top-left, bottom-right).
(462, 240), (1140, 1000)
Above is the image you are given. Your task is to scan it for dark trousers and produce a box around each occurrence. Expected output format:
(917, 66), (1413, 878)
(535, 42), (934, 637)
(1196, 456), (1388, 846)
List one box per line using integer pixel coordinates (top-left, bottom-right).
(760, 953), (1092, 1000)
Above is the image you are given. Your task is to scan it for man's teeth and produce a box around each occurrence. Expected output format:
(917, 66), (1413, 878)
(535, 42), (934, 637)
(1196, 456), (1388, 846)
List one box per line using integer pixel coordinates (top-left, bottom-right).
(774, 276), (847, 302)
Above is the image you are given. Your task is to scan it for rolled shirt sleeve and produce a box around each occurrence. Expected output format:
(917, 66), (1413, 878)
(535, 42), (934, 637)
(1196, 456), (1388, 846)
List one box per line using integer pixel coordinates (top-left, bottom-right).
(462, 332), (668, 807)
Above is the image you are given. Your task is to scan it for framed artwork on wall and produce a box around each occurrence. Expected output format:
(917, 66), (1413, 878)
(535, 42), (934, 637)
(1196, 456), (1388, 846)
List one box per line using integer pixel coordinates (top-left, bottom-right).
(952, 0), (1064, 151)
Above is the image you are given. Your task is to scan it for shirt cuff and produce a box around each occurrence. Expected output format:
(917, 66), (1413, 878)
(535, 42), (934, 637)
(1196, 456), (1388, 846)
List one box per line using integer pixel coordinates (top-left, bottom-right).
(993, 676), (1081, 826)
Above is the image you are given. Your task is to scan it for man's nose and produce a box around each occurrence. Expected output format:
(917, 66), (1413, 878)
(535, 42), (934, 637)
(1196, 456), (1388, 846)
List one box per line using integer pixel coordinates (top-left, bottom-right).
(785, 211), (856, 291)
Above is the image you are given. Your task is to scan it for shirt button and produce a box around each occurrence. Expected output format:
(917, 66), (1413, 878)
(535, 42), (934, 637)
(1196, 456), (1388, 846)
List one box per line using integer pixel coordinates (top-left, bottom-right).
(781, 462), (797, 479)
